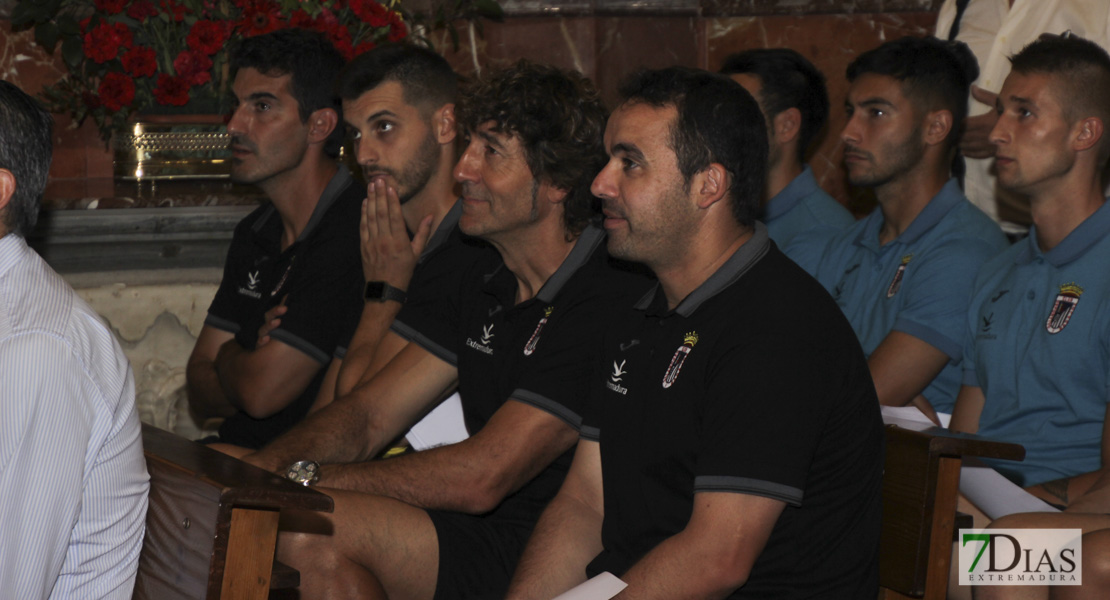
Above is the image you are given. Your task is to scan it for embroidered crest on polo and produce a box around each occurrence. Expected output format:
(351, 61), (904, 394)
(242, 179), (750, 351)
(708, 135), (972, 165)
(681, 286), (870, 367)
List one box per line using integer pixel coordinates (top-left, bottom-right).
(662, 331), (698, 389)
(607, 359), (629, 395)
(523, 306), (554, 356)
(886, 254), (913, 298)
(1046, 283), (1083, 334)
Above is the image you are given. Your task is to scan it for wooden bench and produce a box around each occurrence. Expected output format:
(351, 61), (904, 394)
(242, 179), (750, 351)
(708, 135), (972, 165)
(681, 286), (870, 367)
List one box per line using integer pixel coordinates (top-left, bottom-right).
(879, 424), (1025, 600)
(134, 424), (333, 600)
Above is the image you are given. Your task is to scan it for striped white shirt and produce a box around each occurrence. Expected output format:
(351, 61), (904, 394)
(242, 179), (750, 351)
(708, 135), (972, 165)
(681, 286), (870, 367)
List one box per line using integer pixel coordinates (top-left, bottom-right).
(0, 233), (148, 599)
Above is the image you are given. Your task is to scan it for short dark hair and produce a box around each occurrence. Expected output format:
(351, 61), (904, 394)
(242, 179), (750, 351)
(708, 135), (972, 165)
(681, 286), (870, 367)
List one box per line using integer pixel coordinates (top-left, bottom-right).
(1010, 33), (1110, 166)
(0, 82), (52, 237)
(456, 60), (608, 238)
(617, 67), (767, 228)
(847, 36), (978, 149)
(337, 44), (457, 113)
(719, 48), (829, 162)
(230, 28), (346, 157)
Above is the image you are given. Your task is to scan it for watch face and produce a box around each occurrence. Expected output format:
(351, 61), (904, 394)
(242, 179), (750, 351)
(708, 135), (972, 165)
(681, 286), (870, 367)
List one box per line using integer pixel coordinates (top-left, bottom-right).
(364, 282), (386, 299)
(286, 460), (319, 485)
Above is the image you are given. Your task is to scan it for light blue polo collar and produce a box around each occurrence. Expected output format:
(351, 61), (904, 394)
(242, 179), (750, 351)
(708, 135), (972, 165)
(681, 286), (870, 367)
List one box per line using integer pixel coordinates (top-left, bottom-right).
(1016, 198), (1110, 267)
(853, 178), (964, 253)
(764, 165), (819, 222)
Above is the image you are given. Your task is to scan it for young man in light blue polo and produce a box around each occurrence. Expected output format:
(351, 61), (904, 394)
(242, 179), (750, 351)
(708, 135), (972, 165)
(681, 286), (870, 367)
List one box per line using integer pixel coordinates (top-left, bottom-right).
(720, 48), (855, 249)
(951, 33), (1110, 501)
(789, 36), (1008, 421)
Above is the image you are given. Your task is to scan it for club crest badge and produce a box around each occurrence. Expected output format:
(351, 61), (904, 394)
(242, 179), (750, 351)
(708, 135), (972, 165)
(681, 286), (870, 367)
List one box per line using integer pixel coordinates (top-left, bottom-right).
(1046, 283), (1083, 334)
(523, 306), (553, 356)
(662, 331), (698, 389)
(886, 254), (913, 298)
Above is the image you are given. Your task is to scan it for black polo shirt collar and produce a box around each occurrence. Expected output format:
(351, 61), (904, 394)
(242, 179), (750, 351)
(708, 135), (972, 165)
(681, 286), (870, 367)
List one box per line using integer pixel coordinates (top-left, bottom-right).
(481, 223), (606, 305)
(249, 167), (355, 244)
(635, 221), (771, 317)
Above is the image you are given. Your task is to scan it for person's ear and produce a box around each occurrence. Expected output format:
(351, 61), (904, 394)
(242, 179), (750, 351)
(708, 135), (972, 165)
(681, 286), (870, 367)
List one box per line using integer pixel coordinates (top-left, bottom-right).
(772, 107), (801, 145)
(694, 163), (729, 210)
(434, 103), (457, 144)
(0, 169), (15, 236)
(923, 109), (953, 146)
(1073, 116), (1104, 154)
(307, 108), (339, 143)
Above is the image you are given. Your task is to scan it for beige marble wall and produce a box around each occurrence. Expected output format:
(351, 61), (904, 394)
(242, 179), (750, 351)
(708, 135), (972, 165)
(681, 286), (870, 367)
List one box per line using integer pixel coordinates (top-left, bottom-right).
(70, 274), (220, 438)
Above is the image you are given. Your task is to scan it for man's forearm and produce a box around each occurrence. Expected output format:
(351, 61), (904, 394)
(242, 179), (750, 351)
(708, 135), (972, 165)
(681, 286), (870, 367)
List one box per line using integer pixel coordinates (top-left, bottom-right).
(506, 492), (604, 599)
(185, 359), (237, 420)
(246, 393), (383, 472)
(335, 302), (402, 397)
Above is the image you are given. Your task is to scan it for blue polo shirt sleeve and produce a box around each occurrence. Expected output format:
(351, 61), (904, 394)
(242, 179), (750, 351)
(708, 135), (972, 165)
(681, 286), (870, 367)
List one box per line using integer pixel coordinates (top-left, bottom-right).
(782, 226), (840, 278)
(892, 238), (997, 362)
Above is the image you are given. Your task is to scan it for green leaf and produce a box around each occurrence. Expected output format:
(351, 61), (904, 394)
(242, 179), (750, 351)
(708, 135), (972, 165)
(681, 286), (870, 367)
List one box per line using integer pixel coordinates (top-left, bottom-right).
(57, 14), (81, 36)
(34, 22), (60, 52)
(61, 36), (84, 69)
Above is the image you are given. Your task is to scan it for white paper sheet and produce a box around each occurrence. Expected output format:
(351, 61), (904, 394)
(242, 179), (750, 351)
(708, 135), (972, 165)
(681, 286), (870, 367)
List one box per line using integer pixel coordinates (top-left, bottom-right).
(880, 405), (951, 429)
(552, 572), (628, 600)
(405, 392), (469, 451)
(960, 460), (1061, 520)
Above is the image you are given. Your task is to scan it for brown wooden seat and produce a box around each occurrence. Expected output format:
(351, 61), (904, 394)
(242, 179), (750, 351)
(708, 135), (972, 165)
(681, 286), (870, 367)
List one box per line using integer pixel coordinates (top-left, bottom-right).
(134, 424), (333, 600)
(879, 424), (1024, 600)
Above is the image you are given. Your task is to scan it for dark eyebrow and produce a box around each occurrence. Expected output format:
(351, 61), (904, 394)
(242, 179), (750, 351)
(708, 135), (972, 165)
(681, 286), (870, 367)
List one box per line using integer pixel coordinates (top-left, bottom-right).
(364, 110), (397, 123)
(612, 142), (645, 162)
(477, 130), (506, 150)
(855, 97), (897, 109)
(246, 92), (279, 102)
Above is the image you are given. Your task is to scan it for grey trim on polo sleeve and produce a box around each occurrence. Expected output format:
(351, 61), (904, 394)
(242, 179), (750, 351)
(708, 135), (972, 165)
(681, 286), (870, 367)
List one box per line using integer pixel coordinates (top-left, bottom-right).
(894, 317), (962, 362)
(510, 389), (582, 431)
(334, 345), (348, 360)
(391, 320), (459, 366)
(205, 314), (241, 334)
(694, 475), (804, 507)
(581, 425), (600, 441)
(269, 329), (331, 364)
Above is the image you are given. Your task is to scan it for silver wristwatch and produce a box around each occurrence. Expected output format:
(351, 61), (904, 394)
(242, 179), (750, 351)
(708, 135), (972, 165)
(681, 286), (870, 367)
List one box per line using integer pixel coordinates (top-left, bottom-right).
(285, 460), (320, 486)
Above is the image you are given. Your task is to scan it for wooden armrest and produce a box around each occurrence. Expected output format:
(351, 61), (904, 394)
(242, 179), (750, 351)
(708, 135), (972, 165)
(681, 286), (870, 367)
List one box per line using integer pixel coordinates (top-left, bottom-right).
(135, 424), (333, 600)
(879, 425), (1025, 599)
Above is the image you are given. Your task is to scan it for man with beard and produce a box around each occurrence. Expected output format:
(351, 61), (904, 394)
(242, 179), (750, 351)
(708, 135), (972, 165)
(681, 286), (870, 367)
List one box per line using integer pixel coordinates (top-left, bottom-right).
(259, 45), (483, 420)
(241, 62), (652, 599)
(504, 67), (883, 599)
(788, 36), (1007, 422)
(186, 29), (365, 449)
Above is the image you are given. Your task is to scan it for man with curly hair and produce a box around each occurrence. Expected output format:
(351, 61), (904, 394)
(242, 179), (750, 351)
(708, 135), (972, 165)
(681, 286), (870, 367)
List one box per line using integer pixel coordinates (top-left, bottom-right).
(242, 61), (652, 600)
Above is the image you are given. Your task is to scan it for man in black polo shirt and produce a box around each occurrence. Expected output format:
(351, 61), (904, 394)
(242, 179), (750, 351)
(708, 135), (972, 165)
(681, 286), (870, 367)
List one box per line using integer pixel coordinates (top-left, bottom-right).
(185, 29), (364, 449)
(243, 61), (652, 599)
(506, 67), (884, 599)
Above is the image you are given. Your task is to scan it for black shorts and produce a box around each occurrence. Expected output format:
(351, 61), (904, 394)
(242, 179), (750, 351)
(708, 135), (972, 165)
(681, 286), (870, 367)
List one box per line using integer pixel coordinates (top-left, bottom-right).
(428, 509), (533, 600)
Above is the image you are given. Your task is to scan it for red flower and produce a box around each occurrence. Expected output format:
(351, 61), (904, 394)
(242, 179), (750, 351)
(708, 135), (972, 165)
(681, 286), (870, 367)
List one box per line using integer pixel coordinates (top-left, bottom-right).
(289, 9), (313, 29)
(98, 72), (135, 111)
(387, 14), (407, 42)
(187, 20), (228, 55)
(352, 41), (376, 57)
(121, 46), (157, 77)
(153, 74), (191, 106)
(159, 0), (188, 22)
(94, 0), (128, 14)
(238, 0), (282, 37)
(83, 22), (133, 64)
(350, 0), (390, 28)
(127, 0), (158, 21)
(173, 50), (213, 86)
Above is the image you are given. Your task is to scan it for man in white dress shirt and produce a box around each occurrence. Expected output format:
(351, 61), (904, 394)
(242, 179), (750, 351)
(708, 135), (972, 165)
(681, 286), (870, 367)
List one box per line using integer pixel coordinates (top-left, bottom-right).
(0, 81), (148, 599)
